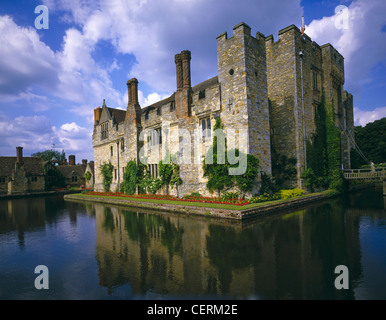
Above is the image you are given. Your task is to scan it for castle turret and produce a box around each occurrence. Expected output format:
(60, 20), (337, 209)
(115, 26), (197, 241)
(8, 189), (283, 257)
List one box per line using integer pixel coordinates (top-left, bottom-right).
(217, 22), (271, 176)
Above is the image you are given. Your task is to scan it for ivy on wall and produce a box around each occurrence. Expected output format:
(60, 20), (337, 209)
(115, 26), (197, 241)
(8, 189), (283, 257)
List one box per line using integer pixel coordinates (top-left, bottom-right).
(203, 117), (260, 197)
(304, 93), (346, 192)
(122, 160), (145, 194)
(100, 162), (114, 192)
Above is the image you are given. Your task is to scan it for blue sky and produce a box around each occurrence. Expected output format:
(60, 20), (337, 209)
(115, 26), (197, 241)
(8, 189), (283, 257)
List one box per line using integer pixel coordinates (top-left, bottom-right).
(0, 0), (385, 162)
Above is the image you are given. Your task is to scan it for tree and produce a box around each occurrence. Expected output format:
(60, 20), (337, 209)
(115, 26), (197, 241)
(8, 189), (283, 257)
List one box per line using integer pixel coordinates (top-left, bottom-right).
(32, 149), (66, 163)
(351, 117), (386, 168)
(232, 152), (260, 194)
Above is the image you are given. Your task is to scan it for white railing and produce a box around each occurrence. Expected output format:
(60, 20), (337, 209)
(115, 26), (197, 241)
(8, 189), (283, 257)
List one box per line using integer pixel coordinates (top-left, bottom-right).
(343, 168), (386, 180)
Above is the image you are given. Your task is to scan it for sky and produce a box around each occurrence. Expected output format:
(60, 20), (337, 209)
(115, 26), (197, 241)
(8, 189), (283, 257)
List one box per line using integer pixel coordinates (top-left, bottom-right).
(0, 0), (385, 162)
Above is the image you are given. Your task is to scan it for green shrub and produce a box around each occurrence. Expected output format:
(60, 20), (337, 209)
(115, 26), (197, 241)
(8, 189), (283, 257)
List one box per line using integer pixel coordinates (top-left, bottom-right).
(221, 192), (239, 201)
(280, 188), (305, 199)
(301, 168), (318, 192)
(189, 192), (201, 197)
(329, 168), (348, 194)
(249, 193), (281, 203)
(259, 172), (279, 195)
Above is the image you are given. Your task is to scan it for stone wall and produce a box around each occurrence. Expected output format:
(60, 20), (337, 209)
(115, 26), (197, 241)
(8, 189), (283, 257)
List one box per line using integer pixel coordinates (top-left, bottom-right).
(266, 26), (300, 185)
(92, 22), (355, 196)
(93, 118), (125, 192)
(217, 22), (271, 181)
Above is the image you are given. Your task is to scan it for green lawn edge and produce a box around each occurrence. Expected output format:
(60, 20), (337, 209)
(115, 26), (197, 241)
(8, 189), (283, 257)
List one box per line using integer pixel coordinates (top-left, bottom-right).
(72, 189), (338, 211)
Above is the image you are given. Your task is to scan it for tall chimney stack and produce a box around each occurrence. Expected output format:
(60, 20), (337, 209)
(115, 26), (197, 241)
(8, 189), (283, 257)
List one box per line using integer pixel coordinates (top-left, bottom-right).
(130, 78), (139, 104)
(16, 146), (23, 164)
(127, 80), (132, 105)
(181, 50), (191, 88)
(82, 159), (87, 166)
(175, 53), (183, 90)
(174, 50), (192, 119)
(69, 155), (75, 165)
(125, 78), (141, 123)
(94, 107), (102, 126)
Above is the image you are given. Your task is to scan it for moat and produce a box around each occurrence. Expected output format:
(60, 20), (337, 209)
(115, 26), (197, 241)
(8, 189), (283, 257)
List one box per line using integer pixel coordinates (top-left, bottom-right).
(0, 187), (385, 300)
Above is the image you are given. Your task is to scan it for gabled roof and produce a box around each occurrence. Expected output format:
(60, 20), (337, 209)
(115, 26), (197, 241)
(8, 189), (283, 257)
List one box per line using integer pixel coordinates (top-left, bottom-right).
(99, 99), (126, 125)
(86, 162), (94, 175)
(140, 76), (218, 114)
(57, 164), (86, 178)
(108, 107), (126, 124)
(0, 157), (44, 177)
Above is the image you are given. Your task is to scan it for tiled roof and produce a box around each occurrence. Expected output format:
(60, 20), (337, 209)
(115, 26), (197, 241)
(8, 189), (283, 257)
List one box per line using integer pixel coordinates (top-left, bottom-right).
(107, 107), (126, 124)
(0, 157), (44, 177)
(192, 76), (218, 93)
(57, 165), (86, 178)
(103, 76), (218, 117)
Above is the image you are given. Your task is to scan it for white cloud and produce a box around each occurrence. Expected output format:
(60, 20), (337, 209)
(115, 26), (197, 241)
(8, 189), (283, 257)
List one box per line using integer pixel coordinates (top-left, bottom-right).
(138, 90), (170, 107)
(42, 0), (303, 94)
(0, 16), (59, 97)
(306, 0), (386, 96)
(354, 106), (386, 126)
(0, 114), (94, 161)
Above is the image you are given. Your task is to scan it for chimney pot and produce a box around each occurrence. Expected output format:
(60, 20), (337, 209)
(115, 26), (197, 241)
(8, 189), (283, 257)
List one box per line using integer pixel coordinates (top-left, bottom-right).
(94, 107), (102, 126)
(16, 146), (23, 164)
(180, 50), (191, 88)
(175, 53), (183, 90)
(69, 155), (76, 165)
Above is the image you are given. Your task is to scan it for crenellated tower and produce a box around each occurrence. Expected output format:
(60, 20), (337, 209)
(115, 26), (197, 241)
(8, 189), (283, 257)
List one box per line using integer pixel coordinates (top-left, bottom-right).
(216, 22), (271, 175)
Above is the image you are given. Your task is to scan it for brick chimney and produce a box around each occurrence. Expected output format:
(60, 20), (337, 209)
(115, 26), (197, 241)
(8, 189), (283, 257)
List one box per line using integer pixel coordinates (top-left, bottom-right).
(94, 106), (102, 126)
(181, 50), (191, 88)
(175, 50), (192, 119)
(69, 155), (75, 165)
(175, 53), (183, 90)
(16, 146), (23, 164)
(82, 159), (87, 166)
(125, 78), (141, 124)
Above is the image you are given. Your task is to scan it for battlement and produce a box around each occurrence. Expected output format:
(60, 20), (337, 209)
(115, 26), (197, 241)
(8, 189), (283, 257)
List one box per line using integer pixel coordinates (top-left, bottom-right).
(216, 22), (266, 43)
(265, 24), (313, 45)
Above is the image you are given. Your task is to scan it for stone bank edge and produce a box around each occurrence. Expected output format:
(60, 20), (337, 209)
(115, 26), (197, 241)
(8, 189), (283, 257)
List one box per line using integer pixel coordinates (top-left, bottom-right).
(64, 191), (336, 221)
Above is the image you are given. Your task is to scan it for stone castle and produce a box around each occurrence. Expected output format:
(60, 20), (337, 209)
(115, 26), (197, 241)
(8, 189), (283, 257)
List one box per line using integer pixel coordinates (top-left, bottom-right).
(92, 22), (354, 196)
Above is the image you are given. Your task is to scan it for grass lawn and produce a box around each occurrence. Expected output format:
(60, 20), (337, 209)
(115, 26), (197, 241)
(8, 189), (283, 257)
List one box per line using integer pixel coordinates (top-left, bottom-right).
(73, 190), (336, 211)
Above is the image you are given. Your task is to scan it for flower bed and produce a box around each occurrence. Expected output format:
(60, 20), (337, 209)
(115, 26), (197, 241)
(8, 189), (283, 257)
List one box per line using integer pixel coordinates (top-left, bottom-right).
(85, 191), (252, 206)
(85, 188), (305, 207)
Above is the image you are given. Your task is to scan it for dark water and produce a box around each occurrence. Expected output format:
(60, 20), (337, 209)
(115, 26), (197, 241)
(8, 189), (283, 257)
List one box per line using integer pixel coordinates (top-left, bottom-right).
(0, 188), (385, 300)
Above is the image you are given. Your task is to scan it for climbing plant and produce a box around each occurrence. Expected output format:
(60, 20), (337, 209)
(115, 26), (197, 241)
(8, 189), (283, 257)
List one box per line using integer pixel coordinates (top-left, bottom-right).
(203, 117), (260, 196)
(85, 171), (92, 182)
(203, 117), (233, 196)
(100, 162), (114, 192)
(306, 92), (345, 192)
(122, 160), (145, 194)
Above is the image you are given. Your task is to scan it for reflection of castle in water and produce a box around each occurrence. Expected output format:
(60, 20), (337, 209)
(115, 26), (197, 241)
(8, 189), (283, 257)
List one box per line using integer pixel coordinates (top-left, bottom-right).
(94, 199), (366, 299)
